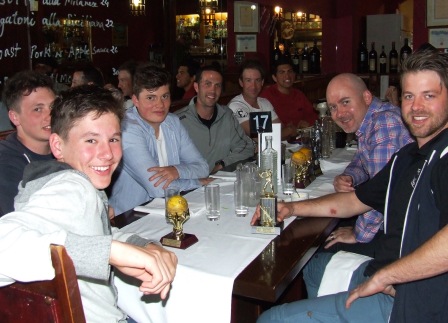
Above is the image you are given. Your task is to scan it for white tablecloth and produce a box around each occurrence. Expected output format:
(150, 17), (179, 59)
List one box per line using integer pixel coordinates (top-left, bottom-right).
(115, 148), (355, 323)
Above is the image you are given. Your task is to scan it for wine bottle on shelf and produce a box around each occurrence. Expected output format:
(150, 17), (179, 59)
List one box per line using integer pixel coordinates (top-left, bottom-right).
(400, 38), (412, 67)
(358, 41), (368, 73)
(389, 41), (399, 73)
(302, 44), (309, 73)
(379, 45), (387, 74)
(309, 39), (321, 74)
(260, 136), (278, 195)
(273, 41), (282, 64)
(368, 42), (377, 73)
(292, 47), (300, 73)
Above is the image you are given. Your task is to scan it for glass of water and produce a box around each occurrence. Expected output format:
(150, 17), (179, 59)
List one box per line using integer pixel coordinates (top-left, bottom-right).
(205, 184), (220, 221)
(234, 180), (249, 217)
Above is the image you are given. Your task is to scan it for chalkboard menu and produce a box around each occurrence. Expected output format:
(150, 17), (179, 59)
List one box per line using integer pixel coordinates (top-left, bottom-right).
(0, 0), (160, 87)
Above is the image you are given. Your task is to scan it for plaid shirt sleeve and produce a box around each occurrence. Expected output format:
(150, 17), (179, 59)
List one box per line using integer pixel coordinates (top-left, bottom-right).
(344, 106), (414, 241)
(354, 210), (383, 242)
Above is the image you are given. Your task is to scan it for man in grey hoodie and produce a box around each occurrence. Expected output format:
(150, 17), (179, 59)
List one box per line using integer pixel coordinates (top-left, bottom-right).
(176, 65), (254, 173)
(0, 85), (177, 322)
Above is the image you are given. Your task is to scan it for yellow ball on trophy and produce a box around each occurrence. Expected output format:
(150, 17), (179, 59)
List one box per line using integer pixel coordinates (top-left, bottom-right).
(291, 151), (307, 165)
(166, 195), (189, 214)
(298, 146), (313, 161)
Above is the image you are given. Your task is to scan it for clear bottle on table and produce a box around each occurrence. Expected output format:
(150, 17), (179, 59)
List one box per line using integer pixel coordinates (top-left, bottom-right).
(260, 136), (278, 195)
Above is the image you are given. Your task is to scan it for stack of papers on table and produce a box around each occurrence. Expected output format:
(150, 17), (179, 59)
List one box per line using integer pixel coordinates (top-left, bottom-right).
(133, 198), (206, 217)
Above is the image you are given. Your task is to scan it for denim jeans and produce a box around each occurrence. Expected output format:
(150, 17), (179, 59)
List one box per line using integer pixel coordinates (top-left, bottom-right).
(257, 256), (394, 323)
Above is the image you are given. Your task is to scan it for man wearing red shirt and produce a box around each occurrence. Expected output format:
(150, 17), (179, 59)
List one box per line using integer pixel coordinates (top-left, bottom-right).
(261, 58), (317, 130)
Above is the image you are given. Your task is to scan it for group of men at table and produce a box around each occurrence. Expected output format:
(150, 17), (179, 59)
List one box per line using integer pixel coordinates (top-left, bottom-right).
(0, 47), (447, 323)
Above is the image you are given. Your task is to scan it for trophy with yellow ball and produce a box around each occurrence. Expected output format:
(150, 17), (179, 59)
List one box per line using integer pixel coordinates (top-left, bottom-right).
(291, 149), (312, 188)
(161, 195), (198, 249)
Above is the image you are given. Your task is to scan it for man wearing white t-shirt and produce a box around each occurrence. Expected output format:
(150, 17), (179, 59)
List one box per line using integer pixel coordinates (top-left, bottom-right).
(228, 59), (297, 140)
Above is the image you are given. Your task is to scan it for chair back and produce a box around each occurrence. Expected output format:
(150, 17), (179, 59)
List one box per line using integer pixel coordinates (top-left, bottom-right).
(0, 245), (86, 323)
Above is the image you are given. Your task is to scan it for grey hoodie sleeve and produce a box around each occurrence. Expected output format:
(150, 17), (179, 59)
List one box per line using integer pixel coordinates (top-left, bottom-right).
(65, 232), (112, 280)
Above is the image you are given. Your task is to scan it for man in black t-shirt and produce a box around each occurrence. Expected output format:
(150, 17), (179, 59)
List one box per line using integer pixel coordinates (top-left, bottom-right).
(252, 49), (448, 323)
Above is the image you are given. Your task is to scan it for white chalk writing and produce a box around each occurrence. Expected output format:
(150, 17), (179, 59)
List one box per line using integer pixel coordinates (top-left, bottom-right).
(0, 42), (22, 60)
(0, 11), (36, 37)
(64, 0), (99, 8)
(0, 0), (28, 5)
(43, 0), (61, 5)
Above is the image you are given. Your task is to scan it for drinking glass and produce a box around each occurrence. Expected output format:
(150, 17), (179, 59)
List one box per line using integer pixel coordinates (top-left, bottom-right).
(234, 181), (249, 217)
(205, 184), (220, 221)
(282, 164), (295, 195)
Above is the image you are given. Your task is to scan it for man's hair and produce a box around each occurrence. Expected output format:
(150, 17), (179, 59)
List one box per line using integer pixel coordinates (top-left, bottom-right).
(272, 56), (293, 76)
(118, 60), (138, 78)
(75, 65), (105, 87)
(51, 85), (124, 140)
(133, 64), (171, 96)
(3, 70), (54, 112)
(179, 58), (201, 77)
(401, 49), (448, 91)
(195, 64), (223, 84)
(239, 59), (266, 80)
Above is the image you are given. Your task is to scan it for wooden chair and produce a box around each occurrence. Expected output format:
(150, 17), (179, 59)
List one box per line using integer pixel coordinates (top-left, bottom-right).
(0, 245), (86, 323)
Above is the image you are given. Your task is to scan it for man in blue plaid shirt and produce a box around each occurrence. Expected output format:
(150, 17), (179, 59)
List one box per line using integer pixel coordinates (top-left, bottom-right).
(323, 73), (414, 251)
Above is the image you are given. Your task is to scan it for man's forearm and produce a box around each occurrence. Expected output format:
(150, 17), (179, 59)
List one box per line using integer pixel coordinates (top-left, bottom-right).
(375, 224), (448, 285)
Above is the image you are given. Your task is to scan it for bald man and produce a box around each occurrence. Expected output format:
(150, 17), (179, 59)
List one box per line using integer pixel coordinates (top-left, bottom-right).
(320, 73), (414, 255)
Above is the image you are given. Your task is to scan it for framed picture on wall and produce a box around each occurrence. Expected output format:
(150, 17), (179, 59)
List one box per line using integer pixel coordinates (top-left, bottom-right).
(236, 34), (257, 52)
(234, 1), (259, 33)
(427, 0), (448, 27)
(428, 28), (448, 48)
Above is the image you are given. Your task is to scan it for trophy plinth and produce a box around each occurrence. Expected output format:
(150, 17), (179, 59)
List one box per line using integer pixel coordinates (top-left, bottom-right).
(253, 195), (283, 235)
(161, 195), (198, 249)
(160, 232), (198, 249)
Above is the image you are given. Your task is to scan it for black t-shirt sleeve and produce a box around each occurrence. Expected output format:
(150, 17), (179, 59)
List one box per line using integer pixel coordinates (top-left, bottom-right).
(355, 157), (393, 215)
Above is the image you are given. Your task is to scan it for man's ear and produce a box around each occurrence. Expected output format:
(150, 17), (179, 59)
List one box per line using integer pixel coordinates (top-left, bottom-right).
(193, 82), (199, 93)
(8, 110), (20, 127)
(49, 133), (64, 160)
(272, 74), (278, 83)
(238, 78), (244, 88)
(131, 94), (139, 108)
(363, 90), (373, 106)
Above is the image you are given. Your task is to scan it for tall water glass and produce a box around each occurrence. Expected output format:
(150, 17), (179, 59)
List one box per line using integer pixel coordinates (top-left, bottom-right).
(205, 184), (220, 221)
(282, 164), (295, 195)
(234, 181), (249, 217)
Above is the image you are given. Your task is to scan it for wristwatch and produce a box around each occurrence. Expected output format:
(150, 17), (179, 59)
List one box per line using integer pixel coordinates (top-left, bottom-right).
(215, 160), (225, 168)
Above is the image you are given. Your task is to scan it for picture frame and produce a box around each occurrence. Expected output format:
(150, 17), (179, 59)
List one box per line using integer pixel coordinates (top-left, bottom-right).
(236, 34), (257, 52)
(234, 1), (259, 33)
(427, 0), (448, 27)
(428, 28), (448, 48)
(112, 23), (128, 47)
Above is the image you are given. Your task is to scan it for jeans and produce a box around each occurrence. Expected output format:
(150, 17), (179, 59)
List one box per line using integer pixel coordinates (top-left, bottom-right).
(257, 255), (393, 323)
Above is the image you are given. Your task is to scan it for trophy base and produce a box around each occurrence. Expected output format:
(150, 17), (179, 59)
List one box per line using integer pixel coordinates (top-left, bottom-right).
(160, 232), (198, 249)
(252, 220), (284, 235)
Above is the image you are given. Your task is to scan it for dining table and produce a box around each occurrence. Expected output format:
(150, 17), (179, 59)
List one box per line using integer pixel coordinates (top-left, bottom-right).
(112, 147), (356, 323)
